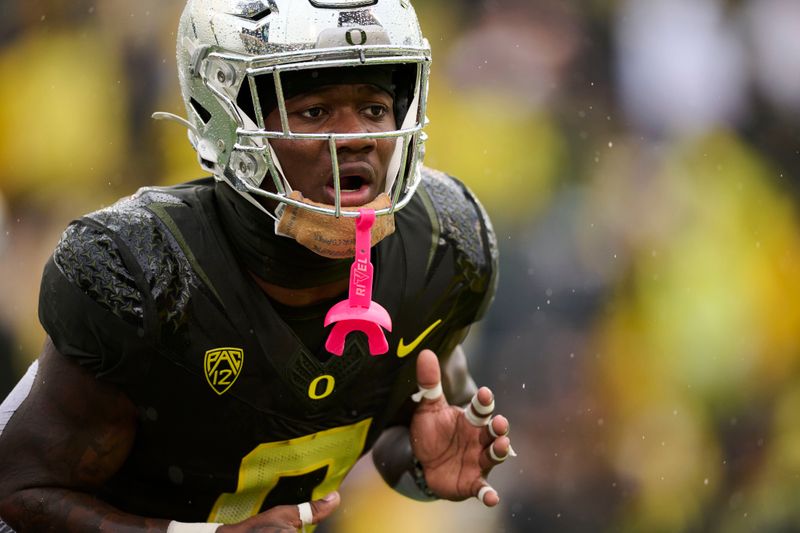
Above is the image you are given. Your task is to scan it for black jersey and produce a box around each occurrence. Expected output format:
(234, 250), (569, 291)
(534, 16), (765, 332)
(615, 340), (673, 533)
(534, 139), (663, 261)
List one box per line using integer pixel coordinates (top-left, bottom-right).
(38, 168), (498, 522)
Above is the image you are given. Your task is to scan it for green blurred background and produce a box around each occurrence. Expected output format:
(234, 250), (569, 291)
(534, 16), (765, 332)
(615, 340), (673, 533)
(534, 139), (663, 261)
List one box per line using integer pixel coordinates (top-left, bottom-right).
(1, 1), (800, 531)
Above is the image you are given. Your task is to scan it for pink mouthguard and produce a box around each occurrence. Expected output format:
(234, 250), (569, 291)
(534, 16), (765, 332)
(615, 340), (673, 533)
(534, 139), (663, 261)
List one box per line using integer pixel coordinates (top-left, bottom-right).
(324, 209), (392, 356)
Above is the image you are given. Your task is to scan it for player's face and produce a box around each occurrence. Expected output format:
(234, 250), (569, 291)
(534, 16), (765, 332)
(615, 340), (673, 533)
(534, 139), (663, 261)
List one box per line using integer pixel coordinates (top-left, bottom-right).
(264, 84), (397, 207)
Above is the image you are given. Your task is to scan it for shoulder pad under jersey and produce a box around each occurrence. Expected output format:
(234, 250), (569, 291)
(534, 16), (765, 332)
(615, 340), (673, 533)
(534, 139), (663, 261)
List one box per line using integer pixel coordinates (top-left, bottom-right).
(53, 188), (198, 333)
(416, 167), (499, 321)
(419, 167), (499, 280)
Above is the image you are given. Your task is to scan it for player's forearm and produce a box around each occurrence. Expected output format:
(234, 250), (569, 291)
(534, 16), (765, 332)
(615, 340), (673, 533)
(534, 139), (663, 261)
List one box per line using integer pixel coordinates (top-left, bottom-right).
(371, 426), (437, 501)
(0, 488), (171, 533)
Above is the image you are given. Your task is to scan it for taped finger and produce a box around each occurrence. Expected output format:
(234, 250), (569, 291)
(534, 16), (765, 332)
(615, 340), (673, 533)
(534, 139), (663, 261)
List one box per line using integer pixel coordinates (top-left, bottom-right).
(298, 502), (313, 527)
(489, 442), (508, 463)
(465, 392), (494, 427)
(488, 416), (509, 438)
(477, 485), (498, 506)
(473, 392), (495, 416)
(411, 382), (443, 402)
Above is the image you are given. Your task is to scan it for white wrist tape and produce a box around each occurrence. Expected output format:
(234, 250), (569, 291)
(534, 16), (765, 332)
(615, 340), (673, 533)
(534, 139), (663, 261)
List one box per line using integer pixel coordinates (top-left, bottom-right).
(411, 382), (443, 402)
(167, 521), (222, 533)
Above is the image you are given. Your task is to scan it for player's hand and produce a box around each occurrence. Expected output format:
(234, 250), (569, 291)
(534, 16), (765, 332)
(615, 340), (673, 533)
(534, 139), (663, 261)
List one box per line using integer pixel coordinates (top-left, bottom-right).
(410, 349), (513, 507)
(216, 491), (340, 532)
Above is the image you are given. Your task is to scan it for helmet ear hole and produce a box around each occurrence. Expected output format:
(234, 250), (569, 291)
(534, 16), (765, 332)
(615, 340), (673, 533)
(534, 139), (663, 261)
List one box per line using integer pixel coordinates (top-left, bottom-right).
(189, 98), (212, 124)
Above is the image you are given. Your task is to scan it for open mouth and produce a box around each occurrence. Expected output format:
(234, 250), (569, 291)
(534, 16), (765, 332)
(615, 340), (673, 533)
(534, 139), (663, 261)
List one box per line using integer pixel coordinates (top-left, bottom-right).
(323, 161), (378, 206)
(339, 175), (366, 192)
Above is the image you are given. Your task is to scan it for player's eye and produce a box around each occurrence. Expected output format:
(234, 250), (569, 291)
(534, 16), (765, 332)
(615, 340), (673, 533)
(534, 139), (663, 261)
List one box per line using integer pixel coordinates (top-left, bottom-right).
(301, 106), (325, 119)
(364, 105), (388, 119)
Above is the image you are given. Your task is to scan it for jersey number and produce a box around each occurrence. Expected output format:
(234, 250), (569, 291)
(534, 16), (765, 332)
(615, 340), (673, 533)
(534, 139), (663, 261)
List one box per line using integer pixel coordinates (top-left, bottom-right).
(208, 418), (372, 525)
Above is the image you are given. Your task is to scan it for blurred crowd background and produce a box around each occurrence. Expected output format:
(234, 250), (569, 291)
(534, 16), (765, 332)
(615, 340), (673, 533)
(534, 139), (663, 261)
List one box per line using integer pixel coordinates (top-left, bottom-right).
(1, 0), (799, 531)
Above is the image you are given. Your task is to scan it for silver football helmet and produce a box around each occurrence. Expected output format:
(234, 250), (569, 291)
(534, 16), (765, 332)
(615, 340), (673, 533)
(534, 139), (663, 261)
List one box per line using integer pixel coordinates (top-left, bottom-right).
(161, 0), (431, 219)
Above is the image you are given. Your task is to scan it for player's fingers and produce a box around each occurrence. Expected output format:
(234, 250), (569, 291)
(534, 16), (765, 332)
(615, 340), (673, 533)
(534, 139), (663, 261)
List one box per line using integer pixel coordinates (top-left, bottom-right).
(480, 435), (512, 471)
(476, 482), (500, 507)
(488, 415), (509, 439)
(415, 349), (441, 389)
(224, 492), (341, 532)
(412, 349), (444, 403)
(297, 491), (340, 529)
(465, 387), (494, 427)
(480, 414), (510, 446)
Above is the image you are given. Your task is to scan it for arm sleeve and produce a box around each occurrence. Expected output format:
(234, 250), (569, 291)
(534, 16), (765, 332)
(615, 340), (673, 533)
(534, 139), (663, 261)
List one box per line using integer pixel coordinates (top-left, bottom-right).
(38, 221), (155, 384)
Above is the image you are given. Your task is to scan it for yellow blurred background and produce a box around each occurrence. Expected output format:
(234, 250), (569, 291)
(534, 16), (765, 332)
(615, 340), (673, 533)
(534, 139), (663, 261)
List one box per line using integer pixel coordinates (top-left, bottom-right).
(2, 1), (800, 531)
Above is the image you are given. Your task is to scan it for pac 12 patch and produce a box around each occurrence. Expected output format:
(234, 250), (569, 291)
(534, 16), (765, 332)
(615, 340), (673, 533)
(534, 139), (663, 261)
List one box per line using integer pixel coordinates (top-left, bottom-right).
(204, 347), (244, 395)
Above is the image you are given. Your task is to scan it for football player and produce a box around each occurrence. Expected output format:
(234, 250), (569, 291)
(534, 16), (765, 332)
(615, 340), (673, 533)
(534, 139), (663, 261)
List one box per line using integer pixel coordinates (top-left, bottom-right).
(0, 1), (512, 531)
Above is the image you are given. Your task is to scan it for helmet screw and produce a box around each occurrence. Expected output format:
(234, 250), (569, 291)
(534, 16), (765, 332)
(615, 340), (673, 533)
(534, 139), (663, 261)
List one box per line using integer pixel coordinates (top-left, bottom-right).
(210, 61), (237, 87)
(231, 152), (259, 181)
(217, 139), (226, 151)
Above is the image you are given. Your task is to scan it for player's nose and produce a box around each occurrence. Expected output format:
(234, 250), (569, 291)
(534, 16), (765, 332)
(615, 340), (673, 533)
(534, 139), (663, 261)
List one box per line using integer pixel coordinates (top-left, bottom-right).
(332, 108), (377, 153)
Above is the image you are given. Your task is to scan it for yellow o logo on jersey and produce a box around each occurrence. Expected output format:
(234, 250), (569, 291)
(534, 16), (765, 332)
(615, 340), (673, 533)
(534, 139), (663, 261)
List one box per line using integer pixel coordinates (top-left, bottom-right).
(308, 375), (335, 400)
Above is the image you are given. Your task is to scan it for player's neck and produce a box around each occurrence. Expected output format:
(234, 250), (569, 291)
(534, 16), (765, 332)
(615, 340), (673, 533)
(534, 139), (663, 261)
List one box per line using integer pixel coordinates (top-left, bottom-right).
(250, 273), (348, 307)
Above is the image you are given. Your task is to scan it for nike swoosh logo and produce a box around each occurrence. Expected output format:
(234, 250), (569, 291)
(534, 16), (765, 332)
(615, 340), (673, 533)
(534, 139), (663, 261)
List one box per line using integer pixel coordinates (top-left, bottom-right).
(397, 319), (442, 358)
